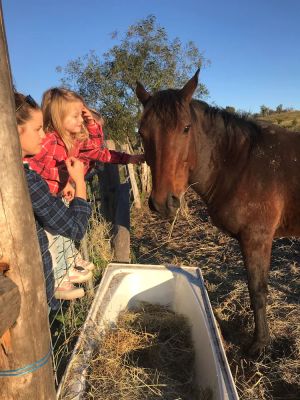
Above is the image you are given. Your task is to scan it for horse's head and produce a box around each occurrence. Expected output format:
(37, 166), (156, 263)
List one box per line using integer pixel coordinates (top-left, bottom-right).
(136, 70), (199, 218)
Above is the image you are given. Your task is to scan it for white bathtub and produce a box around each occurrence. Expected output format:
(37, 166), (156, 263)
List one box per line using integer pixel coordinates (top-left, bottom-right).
(57, 263), (239, 400)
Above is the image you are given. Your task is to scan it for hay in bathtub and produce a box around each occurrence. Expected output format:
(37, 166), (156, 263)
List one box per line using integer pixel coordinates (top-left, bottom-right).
(85, 302), (212, 400)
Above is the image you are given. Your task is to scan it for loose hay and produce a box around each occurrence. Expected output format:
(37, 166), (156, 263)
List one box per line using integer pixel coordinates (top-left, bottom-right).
(85, 303), (211, 400)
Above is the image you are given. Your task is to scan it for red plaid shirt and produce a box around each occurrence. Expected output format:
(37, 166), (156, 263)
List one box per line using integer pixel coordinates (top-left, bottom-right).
(26, 123), (130, 194)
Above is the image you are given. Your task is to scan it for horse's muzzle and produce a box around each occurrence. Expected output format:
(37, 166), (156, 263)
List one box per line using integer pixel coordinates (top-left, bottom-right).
(149, 193), (181, 218)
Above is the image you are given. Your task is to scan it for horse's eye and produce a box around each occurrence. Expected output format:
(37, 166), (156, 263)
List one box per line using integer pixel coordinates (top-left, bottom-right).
(183, 125), (191, 134)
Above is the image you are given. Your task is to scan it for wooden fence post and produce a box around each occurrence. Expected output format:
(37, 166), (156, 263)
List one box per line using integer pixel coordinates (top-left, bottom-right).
(121, 144), (141, 209)
(97, 140), (131, 262)
(112, 182), (131, 262)
(0, 3), (56, 399)
(98, 140), (120, 223)
(141, 162), (152, 194)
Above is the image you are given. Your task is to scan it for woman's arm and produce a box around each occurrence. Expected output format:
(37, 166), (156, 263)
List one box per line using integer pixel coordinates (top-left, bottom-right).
(65, 157), (87, 200)
(26, 169), (91, 241)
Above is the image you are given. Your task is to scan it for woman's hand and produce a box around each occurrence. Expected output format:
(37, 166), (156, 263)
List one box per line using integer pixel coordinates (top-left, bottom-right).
(62, 181), (75, 202)
(82, 107), (96, 126)
(65, 157), (85, 184)
(65, 157), (87, 200)
(128, 154), (145, 164)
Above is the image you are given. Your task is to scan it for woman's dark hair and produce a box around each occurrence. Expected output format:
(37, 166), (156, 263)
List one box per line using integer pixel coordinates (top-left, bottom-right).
(14, 92), (40, 125)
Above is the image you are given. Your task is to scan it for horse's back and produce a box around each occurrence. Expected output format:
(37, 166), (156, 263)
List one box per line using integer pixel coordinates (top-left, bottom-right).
(211, 124), (300, 237)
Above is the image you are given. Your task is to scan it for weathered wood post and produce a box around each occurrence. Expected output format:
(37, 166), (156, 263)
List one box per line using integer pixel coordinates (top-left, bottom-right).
(98, 140), (120, 224)
(121, 143), (141, 209)
(112, 181), (131, 262)
(0, 275), (21, 338)
(98, 140), (131, 262)
(0, 2), (56, 399)
(141, 162), (152, 194)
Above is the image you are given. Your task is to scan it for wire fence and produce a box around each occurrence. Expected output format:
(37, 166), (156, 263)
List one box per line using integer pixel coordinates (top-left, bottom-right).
(38, 170), (107, 387)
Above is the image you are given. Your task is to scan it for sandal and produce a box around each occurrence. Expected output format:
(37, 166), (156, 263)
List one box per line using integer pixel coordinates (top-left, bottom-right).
(75, 254), (95, 271)
(65, 266), (93, 283)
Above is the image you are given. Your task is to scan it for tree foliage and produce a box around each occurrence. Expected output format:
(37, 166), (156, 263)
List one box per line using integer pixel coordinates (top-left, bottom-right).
(259, 104), (294, 116)
(57, 15), (210, 141)
(260, 105), (270, 116)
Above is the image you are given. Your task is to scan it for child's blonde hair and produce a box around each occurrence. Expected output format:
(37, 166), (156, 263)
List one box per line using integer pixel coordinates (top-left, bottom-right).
(42, 87), (89, 152)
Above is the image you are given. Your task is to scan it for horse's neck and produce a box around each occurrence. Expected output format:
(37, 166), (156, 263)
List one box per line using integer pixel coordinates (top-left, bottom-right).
(189, 107), (253, 207)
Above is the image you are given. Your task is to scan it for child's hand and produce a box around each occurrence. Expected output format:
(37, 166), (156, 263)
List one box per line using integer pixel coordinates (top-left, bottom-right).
(129, 154), (145, 164)
(65, 157), (85, 183)
(82, 107), (96, 126)
(91, 112), (105, 128)
(62, 181), (75, 202)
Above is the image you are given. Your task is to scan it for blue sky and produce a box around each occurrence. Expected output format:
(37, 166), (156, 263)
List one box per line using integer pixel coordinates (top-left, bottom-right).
(2, 0), (300, 113)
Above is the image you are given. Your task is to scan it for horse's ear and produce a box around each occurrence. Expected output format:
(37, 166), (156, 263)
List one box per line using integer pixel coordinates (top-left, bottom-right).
(136, 81), (151, 106)
(180, 69), (200, 103)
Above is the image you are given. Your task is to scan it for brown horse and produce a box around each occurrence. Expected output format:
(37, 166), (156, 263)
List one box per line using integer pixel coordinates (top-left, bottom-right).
(136, 70), (300, 355)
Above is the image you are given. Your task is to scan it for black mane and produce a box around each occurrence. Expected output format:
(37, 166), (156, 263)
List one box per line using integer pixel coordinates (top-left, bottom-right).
(146, 89), (185, 129)
(148, 89), (263, 144)
(195, 100), (260, 132)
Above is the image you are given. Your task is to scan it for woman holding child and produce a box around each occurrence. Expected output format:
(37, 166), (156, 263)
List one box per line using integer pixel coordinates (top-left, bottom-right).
(15, 91), (92, 308)
(21, 87), (143, 303)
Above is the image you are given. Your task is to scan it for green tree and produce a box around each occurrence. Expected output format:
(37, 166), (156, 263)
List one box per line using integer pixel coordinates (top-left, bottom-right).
(57, 15), (210, 141)
(276, 104), (283, 113)
(260, 105), (269, 116)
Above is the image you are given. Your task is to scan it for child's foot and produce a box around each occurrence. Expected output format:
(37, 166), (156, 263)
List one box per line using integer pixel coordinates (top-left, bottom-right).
(75, 254), (95, 271)
(55, 280), (85, 300)
(65, 266), (93, 283)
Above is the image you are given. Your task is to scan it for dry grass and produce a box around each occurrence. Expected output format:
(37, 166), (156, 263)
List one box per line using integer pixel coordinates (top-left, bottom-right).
(131, 191), (300, 400)
(86, 200), (112, 267)
(85, 303), (211, 400)
(51, 197), (113, 385)
(256, 110), (300, 131)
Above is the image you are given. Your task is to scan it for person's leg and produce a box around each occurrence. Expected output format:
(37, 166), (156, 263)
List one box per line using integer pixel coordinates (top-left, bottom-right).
(45, 231), (85, 300)
(40, 246), (59, 310)
(62, 236), (93, 283)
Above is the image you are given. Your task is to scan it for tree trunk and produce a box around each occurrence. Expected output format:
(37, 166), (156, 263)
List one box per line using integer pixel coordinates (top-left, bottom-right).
(0, 275), (21, 338)
(0, 3), (56, 399)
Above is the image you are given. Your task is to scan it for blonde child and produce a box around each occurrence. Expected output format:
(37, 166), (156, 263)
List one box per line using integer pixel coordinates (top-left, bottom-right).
(15, 91), (92, 305)
(26, 88), (144, 281)
(28, 88), (143, 195)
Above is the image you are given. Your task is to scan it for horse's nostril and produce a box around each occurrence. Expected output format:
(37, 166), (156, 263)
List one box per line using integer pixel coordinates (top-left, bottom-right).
(167, 194), (181, 210)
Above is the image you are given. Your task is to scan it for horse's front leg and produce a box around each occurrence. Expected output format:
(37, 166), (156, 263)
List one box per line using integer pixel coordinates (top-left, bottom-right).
(239, 230), (273, 356)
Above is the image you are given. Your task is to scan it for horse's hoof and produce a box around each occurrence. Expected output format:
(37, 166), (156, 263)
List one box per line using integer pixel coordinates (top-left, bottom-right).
(247, 340), (268, 357)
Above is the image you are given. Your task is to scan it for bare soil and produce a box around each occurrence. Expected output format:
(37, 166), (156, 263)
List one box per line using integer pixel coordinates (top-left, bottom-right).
(131, 191), (300, 400)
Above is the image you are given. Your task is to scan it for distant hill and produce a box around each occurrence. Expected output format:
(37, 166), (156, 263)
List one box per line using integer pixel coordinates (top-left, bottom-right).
(256, 110), (300, 131)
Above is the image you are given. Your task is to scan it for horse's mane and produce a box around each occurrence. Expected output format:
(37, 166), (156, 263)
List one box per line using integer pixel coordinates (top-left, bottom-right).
(190, 100), (266, 167)
(147, 89), (185, 129)
(148, 89), (262, 145)
(194, 100), (261, 138)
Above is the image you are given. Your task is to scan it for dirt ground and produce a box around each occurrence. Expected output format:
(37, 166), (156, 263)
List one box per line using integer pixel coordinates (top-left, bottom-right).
(131, 191), (300, 400)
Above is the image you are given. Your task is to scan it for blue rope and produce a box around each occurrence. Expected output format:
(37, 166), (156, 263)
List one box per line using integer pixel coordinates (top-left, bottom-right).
(0, 346), (52, 377)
